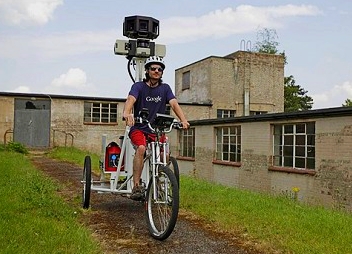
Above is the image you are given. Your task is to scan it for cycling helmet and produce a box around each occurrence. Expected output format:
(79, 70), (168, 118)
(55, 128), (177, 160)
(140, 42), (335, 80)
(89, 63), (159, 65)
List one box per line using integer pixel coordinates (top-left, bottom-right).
(144, 56), (165, 70)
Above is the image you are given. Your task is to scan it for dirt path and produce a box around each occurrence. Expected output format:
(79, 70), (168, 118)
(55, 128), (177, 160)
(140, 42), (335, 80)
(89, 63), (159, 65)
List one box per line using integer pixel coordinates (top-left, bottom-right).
(30, 154), (263, 254)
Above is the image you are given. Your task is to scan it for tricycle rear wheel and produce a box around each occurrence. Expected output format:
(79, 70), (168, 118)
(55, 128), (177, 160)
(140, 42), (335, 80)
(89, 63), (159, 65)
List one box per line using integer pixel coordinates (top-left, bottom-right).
(82, 155), (92, 209)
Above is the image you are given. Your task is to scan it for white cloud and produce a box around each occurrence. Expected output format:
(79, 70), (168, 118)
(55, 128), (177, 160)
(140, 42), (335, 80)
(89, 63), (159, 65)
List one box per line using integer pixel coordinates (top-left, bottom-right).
(312, 81), (352, 109)
(159, 4), (322, 43)
(32, 30), (118, 58)
(4, 68), (98, 96)
(0, 4), (322, 60)
(0, 0), (63, 26)
(45, 68), (98, 96)
(0, 29), (118, 59)
(334, 81), (352, 97)
(11, 85), (31, 93)
(51, 68), (87, 88)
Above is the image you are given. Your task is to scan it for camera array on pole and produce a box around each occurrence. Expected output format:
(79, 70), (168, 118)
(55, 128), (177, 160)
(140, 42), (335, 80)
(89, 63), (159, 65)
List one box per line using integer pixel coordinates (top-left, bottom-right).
(114, 16), (166, 58)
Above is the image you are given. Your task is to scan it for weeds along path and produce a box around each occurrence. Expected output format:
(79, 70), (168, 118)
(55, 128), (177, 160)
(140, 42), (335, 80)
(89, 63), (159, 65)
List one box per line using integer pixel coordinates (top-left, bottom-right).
(30, 154), (262, 254)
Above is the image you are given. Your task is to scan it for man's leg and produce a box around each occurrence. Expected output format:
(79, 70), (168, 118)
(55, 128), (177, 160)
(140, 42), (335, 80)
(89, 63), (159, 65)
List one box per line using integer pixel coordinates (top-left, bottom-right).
(129, 130), (147, 200)
(133, 145), (146, 186)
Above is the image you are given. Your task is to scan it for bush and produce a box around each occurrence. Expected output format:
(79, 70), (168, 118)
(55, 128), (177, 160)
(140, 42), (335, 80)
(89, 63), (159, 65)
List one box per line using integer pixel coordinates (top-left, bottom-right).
(6, 142), (29, 154)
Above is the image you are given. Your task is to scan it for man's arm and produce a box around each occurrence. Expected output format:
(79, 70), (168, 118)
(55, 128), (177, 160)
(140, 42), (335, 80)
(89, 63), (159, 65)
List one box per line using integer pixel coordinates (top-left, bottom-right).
(123, 95), (136, 127)
(169, 98), (190, 129)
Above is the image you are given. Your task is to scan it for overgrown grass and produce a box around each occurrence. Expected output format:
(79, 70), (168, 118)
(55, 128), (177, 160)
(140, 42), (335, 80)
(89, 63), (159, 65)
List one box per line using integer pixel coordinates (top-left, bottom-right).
(0, 150), (102, 254)
(5, 146), (352, 253)
(179, 176), (352, 254)
(47, 146), (101, 173)
(47, 147), (352, 253)
(0, 142), (28, 154)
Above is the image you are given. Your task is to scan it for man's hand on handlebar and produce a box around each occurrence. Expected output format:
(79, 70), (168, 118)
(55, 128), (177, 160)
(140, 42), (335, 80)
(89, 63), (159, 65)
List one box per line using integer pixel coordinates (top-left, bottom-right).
(180, 121), (190, 129)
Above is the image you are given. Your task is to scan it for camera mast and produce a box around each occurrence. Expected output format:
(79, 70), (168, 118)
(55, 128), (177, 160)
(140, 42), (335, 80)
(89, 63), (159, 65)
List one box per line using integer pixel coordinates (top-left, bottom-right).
(114, 16), (166, 83)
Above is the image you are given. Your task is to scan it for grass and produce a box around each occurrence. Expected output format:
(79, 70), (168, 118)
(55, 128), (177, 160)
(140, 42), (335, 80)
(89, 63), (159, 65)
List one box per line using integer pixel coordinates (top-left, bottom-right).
(0, 150), (102, 254)
(179, 176), (352, 254)
(47, 147), (352, 253)
(3, 146), (352, 254)
(47, 146), (101, 173)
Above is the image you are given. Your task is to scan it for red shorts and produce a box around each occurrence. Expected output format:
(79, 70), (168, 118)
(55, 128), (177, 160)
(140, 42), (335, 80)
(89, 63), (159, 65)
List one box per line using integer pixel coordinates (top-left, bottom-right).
(130, 129), (167, 147)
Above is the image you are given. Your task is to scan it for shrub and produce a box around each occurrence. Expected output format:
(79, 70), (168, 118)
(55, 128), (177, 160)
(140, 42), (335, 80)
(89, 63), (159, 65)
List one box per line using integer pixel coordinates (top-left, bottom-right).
(6, 142), (29, 154)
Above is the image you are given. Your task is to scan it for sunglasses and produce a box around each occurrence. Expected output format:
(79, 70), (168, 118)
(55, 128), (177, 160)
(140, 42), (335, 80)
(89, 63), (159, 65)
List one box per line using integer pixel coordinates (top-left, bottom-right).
(149, 67), (164, 72)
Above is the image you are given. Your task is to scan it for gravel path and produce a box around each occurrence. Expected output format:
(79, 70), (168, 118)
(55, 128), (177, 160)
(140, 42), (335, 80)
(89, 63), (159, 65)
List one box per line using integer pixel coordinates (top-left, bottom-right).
(30, 154), (264, 254)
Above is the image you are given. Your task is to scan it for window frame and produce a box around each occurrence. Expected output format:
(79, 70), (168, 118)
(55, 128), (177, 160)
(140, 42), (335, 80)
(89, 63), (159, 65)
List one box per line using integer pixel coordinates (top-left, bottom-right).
(214, 126), (241, 164)
(217, 109), (236, 118)
(250, 111), (267, 115)
(84, 101), (118, 124)
(182, 71), (190, 90)
(178, 128), (195, 159)
(272, 122), (315, 172)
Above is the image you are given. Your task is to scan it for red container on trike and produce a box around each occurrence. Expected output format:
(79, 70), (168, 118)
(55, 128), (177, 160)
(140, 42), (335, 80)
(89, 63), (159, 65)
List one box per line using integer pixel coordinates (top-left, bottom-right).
(105, 142), (124, 171)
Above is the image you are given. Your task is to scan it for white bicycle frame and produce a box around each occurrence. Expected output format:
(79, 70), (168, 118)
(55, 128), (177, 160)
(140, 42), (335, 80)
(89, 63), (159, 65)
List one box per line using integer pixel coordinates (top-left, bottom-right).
(149, 135), (168, 200)
(91, 121), (173, 197)
(90, 126), (145, 194)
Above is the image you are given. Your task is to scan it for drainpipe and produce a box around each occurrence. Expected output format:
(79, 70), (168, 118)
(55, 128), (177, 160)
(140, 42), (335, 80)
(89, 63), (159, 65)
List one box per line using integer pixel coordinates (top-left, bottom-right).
(244, 88), (250, 116)
(243, 53), (251, 116)
(233, 59), (238, 83)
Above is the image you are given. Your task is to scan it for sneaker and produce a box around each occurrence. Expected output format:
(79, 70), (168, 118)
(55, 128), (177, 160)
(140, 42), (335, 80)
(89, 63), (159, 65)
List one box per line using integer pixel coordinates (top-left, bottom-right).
(130, 185), (145, 201)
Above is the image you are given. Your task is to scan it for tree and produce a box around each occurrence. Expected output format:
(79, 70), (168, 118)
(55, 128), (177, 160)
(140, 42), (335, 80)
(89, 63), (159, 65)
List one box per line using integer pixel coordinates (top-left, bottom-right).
(284, 75), (313, 112)
(253, 27), (287, 64)
(253, 28), (279, 54)
(342, 98), (352, 107)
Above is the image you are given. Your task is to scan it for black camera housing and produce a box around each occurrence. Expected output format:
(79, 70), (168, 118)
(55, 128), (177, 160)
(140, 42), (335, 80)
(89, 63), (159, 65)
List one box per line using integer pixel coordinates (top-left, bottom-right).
(123, 16), (159, 40)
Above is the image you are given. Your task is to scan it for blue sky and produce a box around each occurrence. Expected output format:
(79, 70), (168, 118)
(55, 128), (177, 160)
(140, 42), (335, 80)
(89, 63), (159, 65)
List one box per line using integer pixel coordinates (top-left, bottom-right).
(0, 0), (351, 109)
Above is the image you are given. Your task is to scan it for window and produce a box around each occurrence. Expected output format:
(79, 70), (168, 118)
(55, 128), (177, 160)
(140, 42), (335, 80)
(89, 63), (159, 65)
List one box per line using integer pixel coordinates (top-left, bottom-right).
(217, 109), (236, 118)
(179, 128), (195, 158)
(215, 126), (241, 162)
(84, 102), (118, 124)
(273, 122), (315, 170)
(250, 111), (267, 115)
(182, 71), (190, 90)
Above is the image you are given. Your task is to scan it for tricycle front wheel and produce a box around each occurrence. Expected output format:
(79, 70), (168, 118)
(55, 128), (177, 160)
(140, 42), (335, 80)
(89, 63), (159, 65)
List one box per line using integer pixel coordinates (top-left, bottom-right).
(145, 165), (179, 240)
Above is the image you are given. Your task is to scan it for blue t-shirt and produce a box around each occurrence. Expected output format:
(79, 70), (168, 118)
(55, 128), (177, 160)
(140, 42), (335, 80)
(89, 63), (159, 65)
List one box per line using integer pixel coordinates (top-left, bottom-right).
(129, 81), (175, 133)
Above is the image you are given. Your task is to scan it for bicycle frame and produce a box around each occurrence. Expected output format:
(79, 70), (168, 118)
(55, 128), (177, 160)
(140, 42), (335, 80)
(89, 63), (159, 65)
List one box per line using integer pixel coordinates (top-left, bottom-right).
(90, 120), (172, 197)
(148, 135), (168, 201)
(82, 113), (181, 240)
(89, 125), (145, 195)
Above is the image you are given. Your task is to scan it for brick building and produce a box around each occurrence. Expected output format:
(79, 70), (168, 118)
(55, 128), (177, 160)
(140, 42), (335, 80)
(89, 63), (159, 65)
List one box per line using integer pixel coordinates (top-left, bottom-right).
(174, 51), (285, 119)
(175, 108), (352, 211)
(1, 50), (352, 210)
(0, 93), (126, 153)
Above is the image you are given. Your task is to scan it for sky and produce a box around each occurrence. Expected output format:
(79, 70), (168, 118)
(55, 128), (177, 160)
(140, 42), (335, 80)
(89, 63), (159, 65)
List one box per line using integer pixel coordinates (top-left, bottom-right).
(0, 0), (351, 109)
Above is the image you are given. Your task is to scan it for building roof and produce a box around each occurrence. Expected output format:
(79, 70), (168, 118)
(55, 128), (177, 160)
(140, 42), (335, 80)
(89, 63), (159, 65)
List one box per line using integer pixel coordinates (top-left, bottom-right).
(0, 91), (127, 102)
(189, 106), (352, 126)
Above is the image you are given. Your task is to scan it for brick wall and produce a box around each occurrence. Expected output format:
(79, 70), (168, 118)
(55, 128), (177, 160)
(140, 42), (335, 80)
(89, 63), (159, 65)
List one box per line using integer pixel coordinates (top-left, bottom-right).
(177, 111), (352, 211)
(0, 97), (14, 144)
(175, 51), (284, 119)
(50, 99), (126, 154)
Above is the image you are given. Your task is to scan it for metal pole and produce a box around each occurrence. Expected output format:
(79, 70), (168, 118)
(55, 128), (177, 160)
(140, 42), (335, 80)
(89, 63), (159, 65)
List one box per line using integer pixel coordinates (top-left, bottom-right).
(100, 134), (107, 184)
(134, 57), (146, 82)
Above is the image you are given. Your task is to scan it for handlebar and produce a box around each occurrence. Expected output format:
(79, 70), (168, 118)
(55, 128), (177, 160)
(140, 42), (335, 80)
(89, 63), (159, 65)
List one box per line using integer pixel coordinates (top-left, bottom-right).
(148, 121), (183, 134)
(135, 115), (183, 134)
